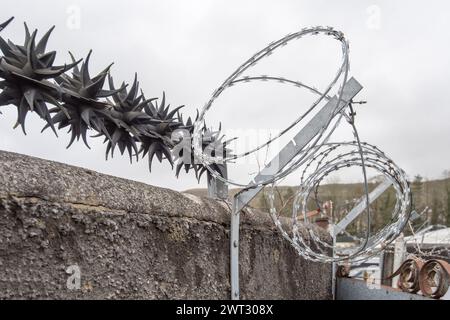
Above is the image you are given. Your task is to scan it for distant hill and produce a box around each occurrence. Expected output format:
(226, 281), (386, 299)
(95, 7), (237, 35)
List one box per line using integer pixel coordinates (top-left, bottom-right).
(185, 177), (450, 233)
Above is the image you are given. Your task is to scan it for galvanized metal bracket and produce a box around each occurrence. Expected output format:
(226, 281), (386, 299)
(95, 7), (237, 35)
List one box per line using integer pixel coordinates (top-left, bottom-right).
(229, 78), (363, 300)
(332, 177), (393, 237)
(232, 78), (363, 213)
(331, 178), (393, 298)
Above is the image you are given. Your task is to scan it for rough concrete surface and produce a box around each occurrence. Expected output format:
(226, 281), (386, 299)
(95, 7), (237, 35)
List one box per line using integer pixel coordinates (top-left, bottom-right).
(0, 150), (331, 299)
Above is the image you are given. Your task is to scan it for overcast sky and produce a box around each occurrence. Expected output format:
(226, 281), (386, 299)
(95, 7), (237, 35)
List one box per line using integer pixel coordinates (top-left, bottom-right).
(0, 0), (449, 191)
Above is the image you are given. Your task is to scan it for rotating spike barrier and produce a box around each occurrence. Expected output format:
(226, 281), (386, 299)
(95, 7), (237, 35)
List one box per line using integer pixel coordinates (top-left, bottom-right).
(0, 17), (412, 300)
(193, 27), (412, 299)
(0, 17), (230, 180)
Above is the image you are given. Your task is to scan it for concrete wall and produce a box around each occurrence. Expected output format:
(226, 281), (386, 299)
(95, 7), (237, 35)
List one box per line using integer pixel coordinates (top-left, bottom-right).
(0, 150), (331, 299)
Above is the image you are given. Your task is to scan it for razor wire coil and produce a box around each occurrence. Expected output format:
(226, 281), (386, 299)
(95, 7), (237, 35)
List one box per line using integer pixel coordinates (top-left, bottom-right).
(193, 26), (411, 263)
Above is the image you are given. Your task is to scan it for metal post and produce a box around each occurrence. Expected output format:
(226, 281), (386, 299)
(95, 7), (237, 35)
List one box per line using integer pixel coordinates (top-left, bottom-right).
(232, 78), (363, 214)
(230, 196), (240, 300)
(207, 164), (229, 200)
(380, 246), (395, 286)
